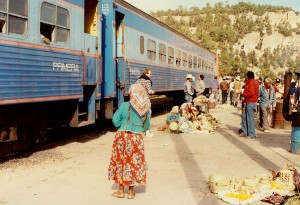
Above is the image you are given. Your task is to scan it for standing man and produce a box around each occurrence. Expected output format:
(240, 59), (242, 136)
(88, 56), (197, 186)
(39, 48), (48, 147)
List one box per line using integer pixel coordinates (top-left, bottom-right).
(273, 78), (280, 92)
(229, 78), (235, 105)
(233, 76), (242, 107)
(295, 82), (300, 109)
(240, 71), (259, 139)
(258, 77), (276, 133)
(184, 74), (194, 103)
(274, 78), (284, 99)
(209, 76), (220, 101)
(220, 77), (229, 104)
(195, 74), (205, 96)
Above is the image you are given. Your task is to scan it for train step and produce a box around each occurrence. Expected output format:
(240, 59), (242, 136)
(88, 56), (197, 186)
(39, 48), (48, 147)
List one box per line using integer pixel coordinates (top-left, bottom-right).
(78, 112), (88, 116)
(78, 121), (94, 127)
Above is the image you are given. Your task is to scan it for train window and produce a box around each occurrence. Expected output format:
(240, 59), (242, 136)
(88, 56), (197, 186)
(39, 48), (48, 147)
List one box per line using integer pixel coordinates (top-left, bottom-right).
(147, 39), (156, 61)
(140, 36), (144, 54)
(0, 0), (28, 35)
(168, 47), (174, 65)
(176, 50), (181, 67)
(182, 52), (187, 67)
(0, 13), (6, 33)
(40, 2), (70, 43)
(9, 15), (27, 35)
(56, 7), (69, 42)
(198, 57), (202, 70)
(188, 54), (192, 68)
(159, 43), (166, 63)
(0, 0), (7, 12)
(203, 60), (207, 72)
(9, 0), (27, 16)
(193, 56), (197, 69)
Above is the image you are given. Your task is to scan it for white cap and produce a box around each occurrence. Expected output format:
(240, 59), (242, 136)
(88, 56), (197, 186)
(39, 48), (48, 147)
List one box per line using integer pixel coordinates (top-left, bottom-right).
(186, 74), (194, 79)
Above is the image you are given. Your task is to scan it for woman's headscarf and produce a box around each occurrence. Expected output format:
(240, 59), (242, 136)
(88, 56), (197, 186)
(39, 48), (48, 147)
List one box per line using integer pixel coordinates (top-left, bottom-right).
(129, 84), (151, 117)
(170, 106), (179, 114)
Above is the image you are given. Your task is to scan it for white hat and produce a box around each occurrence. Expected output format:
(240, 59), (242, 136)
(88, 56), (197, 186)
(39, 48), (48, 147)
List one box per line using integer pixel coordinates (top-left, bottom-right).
(264, 77), (272, 83)
(291, 79), (295, 83)
(223, 76), (226, 80)
(235, 76), (240, 81)
(186, 74), (193, 79)
(171, 106), (179, 114)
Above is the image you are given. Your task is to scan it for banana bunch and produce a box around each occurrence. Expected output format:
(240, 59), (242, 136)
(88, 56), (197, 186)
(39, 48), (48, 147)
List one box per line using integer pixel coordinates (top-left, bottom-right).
(225, 192), (253, 201)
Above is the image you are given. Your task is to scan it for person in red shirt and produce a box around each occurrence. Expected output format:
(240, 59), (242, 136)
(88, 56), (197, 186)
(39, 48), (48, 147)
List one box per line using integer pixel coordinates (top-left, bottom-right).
(240, 71), (260, 139)
(273, 79), (280, 93)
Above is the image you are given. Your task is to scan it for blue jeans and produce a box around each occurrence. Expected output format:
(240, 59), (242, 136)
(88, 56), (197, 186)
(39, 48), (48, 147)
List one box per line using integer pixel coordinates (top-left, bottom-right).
(185, 94), (193, 103)
(241, 102), (256, 138)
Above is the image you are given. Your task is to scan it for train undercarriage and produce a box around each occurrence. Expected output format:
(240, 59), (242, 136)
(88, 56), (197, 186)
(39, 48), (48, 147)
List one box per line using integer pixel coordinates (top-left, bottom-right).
(0, 90), (186, 158)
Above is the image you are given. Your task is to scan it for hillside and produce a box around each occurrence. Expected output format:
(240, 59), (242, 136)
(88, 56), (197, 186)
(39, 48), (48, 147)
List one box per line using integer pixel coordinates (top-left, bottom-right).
(150, 2), (300, 79)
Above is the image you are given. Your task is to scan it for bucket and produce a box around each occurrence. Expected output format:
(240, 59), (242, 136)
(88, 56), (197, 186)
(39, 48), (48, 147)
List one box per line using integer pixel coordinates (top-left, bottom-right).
(291, 127), (300, 154)
(273, 102), (291, 129)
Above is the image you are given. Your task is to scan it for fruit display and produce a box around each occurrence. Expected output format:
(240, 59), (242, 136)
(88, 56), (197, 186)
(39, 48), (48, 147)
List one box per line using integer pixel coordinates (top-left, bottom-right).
(209, 164), (299, 204)
(158, 103), (222, 134)
(193, 95), (209, 103)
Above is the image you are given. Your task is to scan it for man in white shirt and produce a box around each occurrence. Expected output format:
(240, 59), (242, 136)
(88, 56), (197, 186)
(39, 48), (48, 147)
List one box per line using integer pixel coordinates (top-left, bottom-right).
(195, 74), (205, 96)
(184, 74), (194, 103)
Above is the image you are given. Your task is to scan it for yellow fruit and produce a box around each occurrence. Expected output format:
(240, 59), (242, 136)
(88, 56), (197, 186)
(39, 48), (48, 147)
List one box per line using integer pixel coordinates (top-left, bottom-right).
(225, 193), (253, 201)
(270, 180), (284, 189)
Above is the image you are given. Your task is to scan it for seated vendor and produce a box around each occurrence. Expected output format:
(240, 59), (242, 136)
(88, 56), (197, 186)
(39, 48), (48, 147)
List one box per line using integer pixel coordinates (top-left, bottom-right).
(157, 106), (181, 131)
(166, 106), (181, 124)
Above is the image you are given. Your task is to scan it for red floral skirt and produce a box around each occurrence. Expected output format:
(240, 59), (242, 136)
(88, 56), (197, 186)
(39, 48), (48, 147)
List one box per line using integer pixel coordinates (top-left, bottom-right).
(108, 131), (146, 186)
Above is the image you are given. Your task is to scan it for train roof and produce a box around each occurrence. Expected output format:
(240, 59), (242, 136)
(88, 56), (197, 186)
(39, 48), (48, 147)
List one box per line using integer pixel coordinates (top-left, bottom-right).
(115, 0), (216, 56)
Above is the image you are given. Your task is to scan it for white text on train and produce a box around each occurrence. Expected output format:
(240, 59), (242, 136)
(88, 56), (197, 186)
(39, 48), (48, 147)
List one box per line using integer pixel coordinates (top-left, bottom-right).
(53, 62), (80, 72)
(129, 68), (140, 75)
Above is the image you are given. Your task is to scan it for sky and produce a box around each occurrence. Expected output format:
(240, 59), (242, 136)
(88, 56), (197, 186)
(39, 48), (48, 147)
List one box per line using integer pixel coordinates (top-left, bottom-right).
(125, 0), (300, 13)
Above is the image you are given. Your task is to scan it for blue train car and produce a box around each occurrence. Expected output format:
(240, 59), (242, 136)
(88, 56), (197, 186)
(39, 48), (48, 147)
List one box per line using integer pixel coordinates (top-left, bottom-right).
(0, 0), (216, 156)
(100, 0), (216, 107)
(0, 0), (102, 155)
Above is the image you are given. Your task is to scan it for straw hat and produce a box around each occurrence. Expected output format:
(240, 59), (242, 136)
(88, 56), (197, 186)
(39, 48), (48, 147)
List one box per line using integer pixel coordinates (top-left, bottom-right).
(186, 74), (193, 79)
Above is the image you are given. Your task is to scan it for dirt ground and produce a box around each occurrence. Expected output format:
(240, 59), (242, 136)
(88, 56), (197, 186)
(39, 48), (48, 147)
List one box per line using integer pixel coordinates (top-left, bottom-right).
(0, 105), (299, 205)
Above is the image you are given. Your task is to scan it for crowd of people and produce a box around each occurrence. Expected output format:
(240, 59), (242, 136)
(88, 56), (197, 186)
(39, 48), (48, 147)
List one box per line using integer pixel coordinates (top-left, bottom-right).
(183, 71), (300, 139)
(107, 68), (300, 199)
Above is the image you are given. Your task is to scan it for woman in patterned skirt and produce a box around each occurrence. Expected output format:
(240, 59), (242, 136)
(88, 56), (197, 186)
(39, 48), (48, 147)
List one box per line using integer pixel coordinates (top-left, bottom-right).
(108, 84), (151, 199)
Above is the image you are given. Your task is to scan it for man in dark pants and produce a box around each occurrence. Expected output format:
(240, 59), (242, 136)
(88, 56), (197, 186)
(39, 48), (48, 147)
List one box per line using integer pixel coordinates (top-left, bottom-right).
(220, 77), (229, 104)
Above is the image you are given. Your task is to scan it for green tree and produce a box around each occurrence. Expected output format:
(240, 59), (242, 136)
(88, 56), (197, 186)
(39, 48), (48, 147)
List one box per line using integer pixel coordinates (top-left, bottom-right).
(277, 21), (292, 37)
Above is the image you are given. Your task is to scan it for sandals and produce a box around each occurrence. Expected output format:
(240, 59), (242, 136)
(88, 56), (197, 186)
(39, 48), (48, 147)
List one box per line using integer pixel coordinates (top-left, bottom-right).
(112, 191), (125, 198)
(127, 192), (136, 199)
(112, 191), (136, 199)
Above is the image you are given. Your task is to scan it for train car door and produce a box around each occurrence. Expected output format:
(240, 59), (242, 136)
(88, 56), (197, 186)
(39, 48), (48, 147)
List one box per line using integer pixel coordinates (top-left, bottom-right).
(115, 11), (125, 106)
(70, 0), (100, 127)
